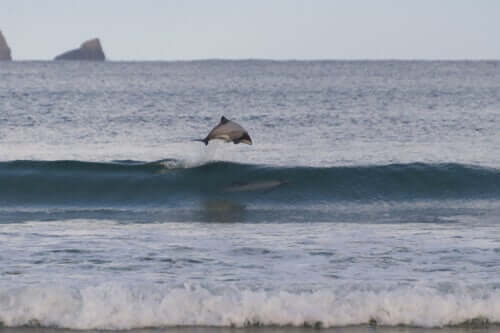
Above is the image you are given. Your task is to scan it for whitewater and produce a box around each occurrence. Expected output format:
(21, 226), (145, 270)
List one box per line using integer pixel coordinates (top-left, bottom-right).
(1, 60), (500, 332)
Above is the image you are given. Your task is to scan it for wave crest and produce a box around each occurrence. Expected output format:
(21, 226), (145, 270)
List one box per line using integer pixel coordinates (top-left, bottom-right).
(0, 160), (499, 205)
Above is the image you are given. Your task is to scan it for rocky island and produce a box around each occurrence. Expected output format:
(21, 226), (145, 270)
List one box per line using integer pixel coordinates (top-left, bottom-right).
(54, 38), (105, 61)
(0, 30), (12, 60)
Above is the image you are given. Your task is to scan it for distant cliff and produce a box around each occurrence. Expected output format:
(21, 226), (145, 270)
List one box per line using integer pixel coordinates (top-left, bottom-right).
(54, 38), (105, 61)
(0, 30), (12, 61)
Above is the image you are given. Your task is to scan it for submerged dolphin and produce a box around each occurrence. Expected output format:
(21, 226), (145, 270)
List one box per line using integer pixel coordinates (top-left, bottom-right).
(223, 180), (288, 192)
(195, 116), (252, 145)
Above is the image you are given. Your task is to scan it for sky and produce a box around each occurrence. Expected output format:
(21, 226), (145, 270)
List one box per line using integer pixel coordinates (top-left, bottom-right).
(1, 0), (499, 61)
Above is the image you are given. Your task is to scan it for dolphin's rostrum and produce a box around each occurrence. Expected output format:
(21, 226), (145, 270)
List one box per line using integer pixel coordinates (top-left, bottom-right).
(195, 116), (252, 146)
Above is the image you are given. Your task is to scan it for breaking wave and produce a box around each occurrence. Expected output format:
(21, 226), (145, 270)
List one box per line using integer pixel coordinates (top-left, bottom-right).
(0, 160), (499, 206)
(1, 283), (500, 329)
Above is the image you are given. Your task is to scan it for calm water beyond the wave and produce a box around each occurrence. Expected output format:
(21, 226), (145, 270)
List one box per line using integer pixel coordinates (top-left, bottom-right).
(1, 60), (500, 332)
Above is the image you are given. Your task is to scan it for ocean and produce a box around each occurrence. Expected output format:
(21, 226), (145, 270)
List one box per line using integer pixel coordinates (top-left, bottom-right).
(1, 60), (500, 332)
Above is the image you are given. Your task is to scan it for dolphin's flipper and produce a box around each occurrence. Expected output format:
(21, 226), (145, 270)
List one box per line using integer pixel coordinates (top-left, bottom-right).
(233, 132), (252, 145)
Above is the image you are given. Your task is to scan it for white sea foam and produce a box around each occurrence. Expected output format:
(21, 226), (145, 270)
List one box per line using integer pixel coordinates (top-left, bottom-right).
(1, 283), (500, 329)
(154, 141), (226, 170)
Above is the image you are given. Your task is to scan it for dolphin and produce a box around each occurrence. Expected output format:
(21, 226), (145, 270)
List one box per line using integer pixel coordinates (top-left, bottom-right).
(223, 180), (288, 192)
(195, 116), (252, 145)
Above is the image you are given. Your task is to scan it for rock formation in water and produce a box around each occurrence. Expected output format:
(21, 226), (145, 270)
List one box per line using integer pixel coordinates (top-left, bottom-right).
(0, 30), (12, 61)
(54, 38), (105, 61)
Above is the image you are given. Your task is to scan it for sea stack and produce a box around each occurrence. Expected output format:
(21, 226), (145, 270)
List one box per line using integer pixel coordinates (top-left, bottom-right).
(0, 30), (12, 61)
(54, 38), (105, 61)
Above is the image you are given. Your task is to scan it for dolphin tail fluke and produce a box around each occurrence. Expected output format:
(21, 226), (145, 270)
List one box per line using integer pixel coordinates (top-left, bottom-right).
(193, 138), (209, 145)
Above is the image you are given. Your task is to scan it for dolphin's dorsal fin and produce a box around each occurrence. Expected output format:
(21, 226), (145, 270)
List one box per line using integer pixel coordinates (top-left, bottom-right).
(220, 116), (229, 124)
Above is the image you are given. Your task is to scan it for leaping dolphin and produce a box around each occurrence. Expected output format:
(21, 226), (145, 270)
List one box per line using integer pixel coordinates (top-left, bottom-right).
(195, 116), (252, 145)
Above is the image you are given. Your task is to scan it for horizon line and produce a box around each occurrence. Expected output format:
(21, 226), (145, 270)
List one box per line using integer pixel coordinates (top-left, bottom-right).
(5, 58), (500, 62)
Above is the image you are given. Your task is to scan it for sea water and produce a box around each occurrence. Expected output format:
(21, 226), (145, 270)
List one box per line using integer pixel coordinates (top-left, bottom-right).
(1, 60), (500, 332)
